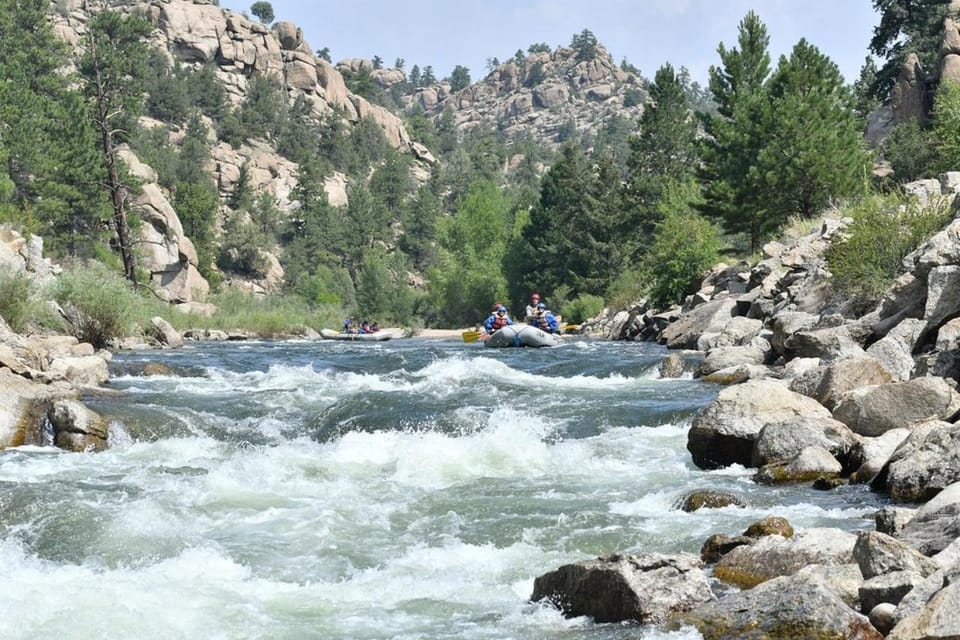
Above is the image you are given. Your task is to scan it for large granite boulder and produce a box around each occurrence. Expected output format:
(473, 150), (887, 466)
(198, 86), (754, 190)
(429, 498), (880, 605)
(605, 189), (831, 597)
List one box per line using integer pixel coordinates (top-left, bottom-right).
(674, 573), (882, 640)
(530, 553), (714, 624)
(896, 482), (960, 554)
(873, 419), (960, 503)
(688, 379), (838, 469)
(713, 528), (857, 589)
(853, 531), (940, 580)
(832, 377), (960, 437)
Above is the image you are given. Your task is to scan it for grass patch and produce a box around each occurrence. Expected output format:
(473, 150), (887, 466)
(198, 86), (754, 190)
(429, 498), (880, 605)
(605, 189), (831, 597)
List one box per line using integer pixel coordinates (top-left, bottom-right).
(50, 262), (144, 348)
(0, 271), (35, 333)
(161, 290), (344, 337)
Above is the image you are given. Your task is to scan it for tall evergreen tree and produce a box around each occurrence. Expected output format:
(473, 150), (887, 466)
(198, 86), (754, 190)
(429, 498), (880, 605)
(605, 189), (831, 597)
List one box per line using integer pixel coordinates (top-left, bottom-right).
(0, 0), (106, 256)
(79, 10), (152, 284)
(700, 11), (774, 252)
(758, 40), (869, 220)
(625, 63), (700, 242)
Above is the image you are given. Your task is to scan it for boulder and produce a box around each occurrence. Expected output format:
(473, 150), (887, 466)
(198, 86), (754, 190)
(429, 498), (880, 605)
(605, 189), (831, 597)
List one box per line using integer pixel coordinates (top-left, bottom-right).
(675, 490), (744, 512)
(674, 573), (882, 640)
(866, 318), (925, 382)
(752, 418), (859, 468)
(46, 354), (110, 386)
(875, 420), (960, 503)
(869, 602), (897, 635)
(713, 528), (856, 589)
(754, 445), (843, 484)
(788, 323), (872, 361)
(48, 399), (108, 452)
(812, 356), (894, 411)
(859, 570), (927, 614)
(0, 370), (69, 448)
(875, 506), (918, 536)
(887, 572), (960, 639)
(700, 534), (754, 563)
(149, 316), (184, 348)
(832, 378), (960, 437)
(896, 482), (960, 554)
(696, 345), (767, 377)
(659, 297), (737, 350)
(530, 553), (714, 624)
(853, 531), (940, 580)
(688, 379), (838, 469)
(849, 428), (911, 483)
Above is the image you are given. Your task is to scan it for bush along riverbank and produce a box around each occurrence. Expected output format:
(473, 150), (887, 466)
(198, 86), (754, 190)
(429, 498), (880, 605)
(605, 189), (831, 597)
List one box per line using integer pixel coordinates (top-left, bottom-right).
(537, 176), (960, 635)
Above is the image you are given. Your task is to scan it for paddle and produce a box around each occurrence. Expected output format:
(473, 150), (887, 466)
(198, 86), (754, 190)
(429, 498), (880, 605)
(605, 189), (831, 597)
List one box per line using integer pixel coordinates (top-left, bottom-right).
(462, 330), (484, 343)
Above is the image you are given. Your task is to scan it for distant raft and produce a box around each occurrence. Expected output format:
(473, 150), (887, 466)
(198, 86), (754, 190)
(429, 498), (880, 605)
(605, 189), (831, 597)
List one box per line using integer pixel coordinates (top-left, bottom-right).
(320, 328), (392, 341)
(482, 323), (562, 348)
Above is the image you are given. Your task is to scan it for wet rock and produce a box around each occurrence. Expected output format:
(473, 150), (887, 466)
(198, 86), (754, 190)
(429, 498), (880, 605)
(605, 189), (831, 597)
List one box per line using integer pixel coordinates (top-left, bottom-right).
(744, 515), (794, 539)
(700, 534), (753, 564)
(531, 553), (715, 624)
(714, 528), (855, 589)
(754, 445), (843, 485)
(48, 399), (108, 452)
(676, 490), (744, 512)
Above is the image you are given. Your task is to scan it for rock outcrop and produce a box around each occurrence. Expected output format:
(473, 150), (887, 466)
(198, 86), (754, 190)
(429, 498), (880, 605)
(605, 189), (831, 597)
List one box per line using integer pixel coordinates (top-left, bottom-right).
(407, 44), (646, 150)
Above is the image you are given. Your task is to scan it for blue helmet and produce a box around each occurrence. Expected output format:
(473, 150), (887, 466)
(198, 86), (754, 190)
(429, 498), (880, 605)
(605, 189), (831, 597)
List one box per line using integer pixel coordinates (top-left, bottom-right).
(537, 302), (546, 309)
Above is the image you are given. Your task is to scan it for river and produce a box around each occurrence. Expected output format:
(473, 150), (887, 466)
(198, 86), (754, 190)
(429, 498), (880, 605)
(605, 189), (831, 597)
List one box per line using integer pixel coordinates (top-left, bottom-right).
(0, 336), (886, 639)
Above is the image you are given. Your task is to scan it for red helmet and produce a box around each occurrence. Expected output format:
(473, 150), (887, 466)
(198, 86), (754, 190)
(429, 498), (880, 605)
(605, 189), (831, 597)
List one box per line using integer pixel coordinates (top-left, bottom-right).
(531, 292), (540, 300)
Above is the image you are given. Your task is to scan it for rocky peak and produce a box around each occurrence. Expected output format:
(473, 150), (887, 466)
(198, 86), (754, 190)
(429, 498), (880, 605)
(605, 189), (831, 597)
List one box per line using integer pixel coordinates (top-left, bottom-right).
(404, 43), (646, 146)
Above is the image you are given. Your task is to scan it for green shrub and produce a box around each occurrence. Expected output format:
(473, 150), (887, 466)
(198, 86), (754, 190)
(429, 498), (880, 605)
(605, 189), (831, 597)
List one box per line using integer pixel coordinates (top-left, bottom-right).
(51, 262), (143, 347)
(562, 293), (604, 323)
(0, 271), (34, 332)
(641, 209), (722, 310)
(826, 193), (952, 303)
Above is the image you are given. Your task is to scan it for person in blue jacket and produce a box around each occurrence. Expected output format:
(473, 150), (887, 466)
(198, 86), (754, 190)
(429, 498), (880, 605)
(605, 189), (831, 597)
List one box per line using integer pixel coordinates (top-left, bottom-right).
(528, 302), (559, 333)
(483, 304), (513, 334)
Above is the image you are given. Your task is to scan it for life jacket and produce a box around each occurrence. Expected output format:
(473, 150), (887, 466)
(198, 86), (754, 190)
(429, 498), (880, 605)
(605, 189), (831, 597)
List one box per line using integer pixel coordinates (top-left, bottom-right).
(530, 312), (548, 331)
(491, 315), (509, 331)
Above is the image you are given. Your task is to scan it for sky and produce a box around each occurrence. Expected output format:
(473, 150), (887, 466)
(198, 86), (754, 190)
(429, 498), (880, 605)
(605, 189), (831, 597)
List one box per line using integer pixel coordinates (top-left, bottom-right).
(218, 1), (880, 86)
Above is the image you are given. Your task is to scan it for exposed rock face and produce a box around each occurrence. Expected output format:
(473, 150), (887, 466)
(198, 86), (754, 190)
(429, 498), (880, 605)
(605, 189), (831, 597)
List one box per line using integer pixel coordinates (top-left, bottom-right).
(892, 53), (928, 124)
(50, 0), (427, 300)
(408, 45), (645, 150)
(531, 553), (714, 624)
(940, 0), (960, 87)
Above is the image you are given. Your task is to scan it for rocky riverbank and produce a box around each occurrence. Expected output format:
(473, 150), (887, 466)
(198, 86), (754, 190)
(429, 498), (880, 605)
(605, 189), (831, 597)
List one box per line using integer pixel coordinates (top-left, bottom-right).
(539, 174), (960, 635)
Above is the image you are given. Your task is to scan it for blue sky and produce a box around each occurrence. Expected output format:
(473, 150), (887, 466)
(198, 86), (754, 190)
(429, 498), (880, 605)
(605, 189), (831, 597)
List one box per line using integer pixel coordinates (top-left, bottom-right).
(219, 1), (879, 86)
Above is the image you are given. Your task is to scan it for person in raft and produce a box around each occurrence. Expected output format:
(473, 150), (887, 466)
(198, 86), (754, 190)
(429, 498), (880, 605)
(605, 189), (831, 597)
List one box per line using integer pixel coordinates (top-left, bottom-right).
(359, 321), (372, 334)
(343, 316), (356, 333)
(524, 292), (542, 321)
(528, 302), (559, 333)
(484, 304), (513, 334)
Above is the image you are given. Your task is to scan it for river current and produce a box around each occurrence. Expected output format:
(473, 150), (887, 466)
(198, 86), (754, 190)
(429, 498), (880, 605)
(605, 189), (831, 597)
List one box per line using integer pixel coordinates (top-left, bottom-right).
(0, 337), (886, 639)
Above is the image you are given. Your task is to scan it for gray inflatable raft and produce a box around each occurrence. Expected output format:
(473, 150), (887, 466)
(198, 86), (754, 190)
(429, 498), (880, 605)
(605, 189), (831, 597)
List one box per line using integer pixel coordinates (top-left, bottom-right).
(483, 324), (562, 348)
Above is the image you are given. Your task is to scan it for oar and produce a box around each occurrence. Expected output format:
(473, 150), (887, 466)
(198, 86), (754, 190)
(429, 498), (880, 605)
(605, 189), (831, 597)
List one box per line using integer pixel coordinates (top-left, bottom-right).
(561, 323), (579, 333)
(462, 330), (484, 343)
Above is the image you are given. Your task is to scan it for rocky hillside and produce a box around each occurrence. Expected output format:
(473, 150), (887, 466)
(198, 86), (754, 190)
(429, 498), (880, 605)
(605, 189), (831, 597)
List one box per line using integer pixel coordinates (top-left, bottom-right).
(399, 44), (646, 147)
(50, 0), (434, 301)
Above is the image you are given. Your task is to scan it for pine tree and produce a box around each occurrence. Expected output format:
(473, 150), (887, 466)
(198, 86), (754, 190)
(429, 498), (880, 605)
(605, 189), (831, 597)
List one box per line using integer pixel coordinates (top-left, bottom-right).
(700, 11), (773, 252)
(625, 63), (700, 242)
(758, 40), (869, 220)
(79, 11), (152, 284)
